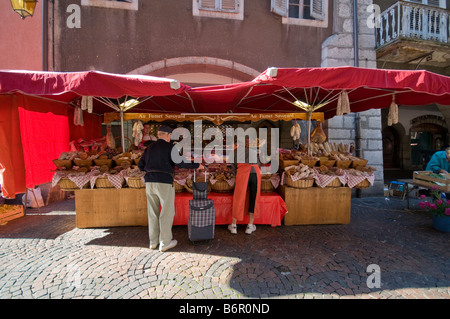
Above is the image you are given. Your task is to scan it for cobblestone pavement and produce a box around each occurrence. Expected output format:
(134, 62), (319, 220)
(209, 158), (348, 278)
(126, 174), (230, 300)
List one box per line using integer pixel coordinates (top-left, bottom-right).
(0, 196), (449, 300)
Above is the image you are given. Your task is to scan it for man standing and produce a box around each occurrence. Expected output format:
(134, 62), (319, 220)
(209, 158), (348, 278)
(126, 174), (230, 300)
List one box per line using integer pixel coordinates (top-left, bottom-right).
(138, 125), (203, 252)
(426, 147), (450, 174)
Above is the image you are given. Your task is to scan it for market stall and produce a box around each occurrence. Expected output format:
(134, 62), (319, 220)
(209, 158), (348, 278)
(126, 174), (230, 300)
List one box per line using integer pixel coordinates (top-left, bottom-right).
(2, 67), (450, 229)
(50, 110), (375, 228)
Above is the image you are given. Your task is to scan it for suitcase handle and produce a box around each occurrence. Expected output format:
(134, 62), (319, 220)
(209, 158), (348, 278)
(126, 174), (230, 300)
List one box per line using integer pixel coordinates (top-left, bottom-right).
(189, 202), (214, 211)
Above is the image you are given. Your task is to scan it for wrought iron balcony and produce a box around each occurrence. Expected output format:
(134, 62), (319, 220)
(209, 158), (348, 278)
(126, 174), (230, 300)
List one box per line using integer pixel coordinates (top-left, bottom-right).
(375, 1), (450, 70)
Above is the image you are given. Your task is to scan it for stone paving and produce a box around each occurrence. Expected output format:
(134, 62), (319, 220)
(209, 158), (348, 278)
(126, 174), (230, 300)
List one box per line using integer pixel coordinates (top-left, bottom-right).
(0, 196), (449, 300)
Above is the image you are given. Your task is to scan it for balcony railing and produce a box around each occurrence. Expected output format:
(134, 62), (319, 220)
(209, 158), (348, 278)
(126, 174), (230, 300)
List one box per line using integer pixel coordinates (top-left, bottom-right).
(375, 1), (449, 48)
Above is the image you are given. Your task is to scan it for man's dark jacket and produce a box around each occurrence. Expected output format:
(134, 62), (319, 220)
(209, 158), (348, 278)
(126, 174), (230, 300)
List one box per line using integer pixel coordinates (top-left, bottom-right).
(138, 139), (199, 184)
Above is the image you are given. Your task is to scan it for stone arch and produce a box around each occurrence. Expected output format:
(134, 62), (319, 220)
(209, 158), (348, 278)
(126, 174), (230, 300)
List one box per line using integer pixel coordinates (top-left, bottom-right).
(410, 114), (449, 168)
(127, 57), (261, 87)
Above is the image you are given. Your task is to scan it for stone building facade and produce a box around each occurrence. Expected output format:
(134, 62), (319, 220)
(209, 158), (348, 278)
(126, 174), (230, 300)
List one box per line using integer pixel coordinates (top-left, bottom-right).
(4, 0), (386, 195)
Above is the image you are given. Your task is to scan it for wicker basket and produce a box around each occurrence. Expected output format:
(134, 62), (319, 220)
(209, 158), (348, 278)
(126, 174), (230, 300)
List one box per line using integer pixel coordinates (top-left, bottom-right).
(301, 159), (318, 168)
(286, 176), (314, 188)
(351, 159), (368, 168)
(127, 177), (145, 188)
(280, 159), (299, 169)
(261, 179), (275, 192)
(114, 158), (132, 167)
(57, 178), (89, 191)
(354, 179), (371, 189)
(211, 180), (234, 193)
(94, 159), (113, 168)
(95, 176), (124, 188)
(173, 181), (185, 193)
(320, 159), (336, 167)
(73, 159), (93, 168)
(53, 159), (73, 170)
(326, 178), (342, 187)
(336, 160), (352, 169)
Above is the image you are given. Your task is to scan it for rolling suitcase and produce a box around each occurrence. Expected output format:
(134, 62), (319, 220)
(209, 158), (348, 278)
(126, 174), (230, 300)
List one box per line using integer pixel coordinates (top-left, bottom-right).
(188, 169), (215, 242)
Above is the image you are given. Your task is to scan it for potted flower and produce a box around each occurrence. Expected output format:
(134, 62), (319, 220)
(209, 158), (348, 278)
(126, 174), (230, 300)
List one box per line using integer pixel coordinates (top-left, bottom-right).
(419, 186), (450, 232)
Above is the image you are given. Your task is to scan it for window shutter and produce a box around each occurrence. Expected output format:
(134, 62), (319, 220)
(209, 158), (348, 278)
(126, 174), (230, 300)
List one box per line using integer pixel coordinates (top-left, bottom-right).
(200, 0), (216, 9)
(427, 0), (442, 7)
(271, 0), (287, 17)
(310, 0), (325, 20)
(221, 0), (237, 11)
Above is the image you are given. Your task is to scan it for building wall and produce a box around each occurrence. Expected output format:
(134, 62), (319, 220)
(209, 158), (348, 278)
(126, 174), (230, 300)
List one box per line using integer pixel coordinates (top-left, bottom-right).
(0, 1), (42, 70)
(50, 0), (334, 75)
(321, 0), (384, 196)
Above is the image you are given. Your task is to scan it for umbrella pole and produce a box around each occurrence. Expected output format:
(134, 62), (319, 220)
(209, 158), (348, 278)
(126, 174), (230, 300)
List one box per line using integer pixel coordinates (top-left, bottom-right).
(120, 110), (125, 152)
(307, 110), (312, 156)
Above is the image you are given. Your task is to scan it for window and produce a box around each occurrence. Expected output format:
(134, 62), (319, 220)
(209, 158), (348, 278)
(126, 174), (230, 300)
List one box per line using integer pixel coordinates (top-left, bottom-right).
(271, 0), (328, 27)
(199, 0), (238, 12)
(81, 0), (139, 11)
(406, 0), (447, 9)
(193, 0), (244, 20)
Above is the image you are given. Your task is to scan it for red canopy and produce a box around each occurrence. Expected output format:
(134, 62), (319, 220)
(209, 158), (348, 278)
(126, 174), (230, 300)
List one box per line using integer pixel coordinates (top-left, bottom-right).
(161, 66), (450, 118)
(1, 67), (449, 117)
(0, 69), (189, 114)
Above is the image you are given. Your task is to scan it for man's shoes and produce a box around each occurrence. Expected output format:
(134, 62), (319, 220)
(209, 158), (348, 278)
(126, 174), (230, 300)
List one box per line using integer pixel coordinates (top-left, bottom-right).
(228, 224), (237, 234)
(245, 224), (256, 234)
(149, 243), (158, 250)
(159, 239), (177, 252)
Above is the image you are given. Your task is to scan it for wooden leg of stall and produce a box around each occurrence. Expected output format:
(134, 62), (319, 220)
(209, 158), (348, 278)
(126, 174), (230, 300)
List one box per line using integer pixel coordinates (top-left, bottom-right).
(75, 188), (148, 228)
(279, 186), (351, 225)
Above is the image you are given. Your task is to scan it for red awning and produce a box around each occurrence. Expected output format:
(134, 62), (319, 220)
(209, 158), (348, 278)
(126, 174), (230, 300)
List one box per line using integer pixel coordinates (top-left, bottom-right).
(168, 66), (450, 118)
(1, 67), (449, 117)
(0, 69), (189, 114)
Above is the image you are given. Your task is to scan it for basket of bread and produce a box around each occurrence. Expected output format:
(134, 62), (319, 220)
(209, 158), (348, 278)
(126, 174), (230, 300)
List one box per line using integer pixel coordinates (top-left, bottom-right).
(113, 152), (133, 169)
(346, 166), (376, 189)
(124, 167), (146, 189)
(173, 169), (190, 193)
(261, 173), (280, 192)
(53, 151), (78, 170)
(73, 151), (94, 168)
(284, 164), (315, 188)
(210, 167), (235, 193)
(314, 165), (346, 188)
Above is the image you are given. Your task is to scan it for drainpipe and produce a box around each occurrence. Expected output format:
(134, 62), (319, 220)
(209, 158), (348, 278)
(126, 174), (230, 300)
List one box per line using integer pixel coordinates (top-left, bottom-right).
(42, 0), (48, 70)
(354, 0), (362, 197)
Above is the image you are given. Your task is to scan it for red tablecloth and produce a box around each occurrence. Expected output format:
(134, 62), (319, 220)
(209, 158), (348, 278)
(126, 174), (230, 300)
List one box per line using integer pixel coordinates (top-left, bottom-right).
(173, 192), (287, 227)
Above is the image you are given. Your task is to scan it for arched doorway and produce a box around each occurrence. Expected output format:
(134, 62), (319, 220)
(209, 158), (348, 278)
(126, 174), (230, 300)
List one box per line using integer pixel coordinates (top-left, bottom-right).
(128, 57), (261, 87)
(410, 115), (448, 169)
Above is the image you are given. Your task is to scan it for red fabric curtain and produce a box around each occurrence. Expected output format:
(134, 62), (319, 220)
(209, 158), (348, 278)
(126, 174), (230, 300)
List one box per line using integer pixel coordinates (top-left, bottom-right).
(0, 95), (26, 198)
(1, 94), (104, 197)
(67, 106), (103, 142)
(18, 95), (71, 188)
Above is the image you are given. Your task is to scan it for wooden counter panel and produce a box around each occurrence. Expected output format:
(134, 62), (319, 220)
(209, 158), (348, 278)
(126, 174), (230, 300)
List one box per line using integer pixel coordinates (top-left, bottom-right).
(281, 186), (351, 225)
(75, 188), (147, 228)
